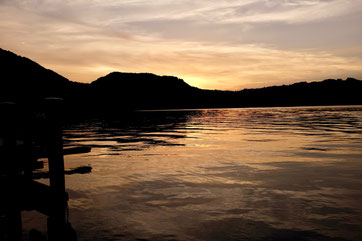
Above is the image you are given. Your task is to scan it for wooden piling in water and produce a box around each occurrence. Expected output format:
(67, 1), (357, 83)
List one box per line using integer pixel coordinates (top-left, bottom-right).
(42, 98), (67, 241)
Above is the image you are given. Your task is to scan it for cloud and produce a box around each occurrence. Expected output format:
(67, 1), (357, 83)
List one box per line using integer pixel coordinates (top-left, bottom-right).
(5, 0), (362, 24)
(209, 0), (357, 24)
(0, 0), (362, 90)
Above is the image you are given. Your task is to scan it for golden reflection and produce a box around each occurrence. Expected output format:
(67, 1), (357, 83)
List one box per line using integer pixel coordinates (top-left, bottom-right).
(24, 107), (362, 241)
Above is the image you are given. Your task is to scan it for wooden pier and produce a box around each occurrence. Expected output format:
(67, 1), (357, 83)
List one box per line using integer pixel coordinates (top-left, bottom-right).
(0, 99), (91, 241)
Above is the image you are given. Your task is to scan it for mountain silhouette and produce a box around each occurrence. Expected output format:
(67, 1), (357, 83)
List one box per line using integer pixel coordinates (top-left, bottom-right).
(0, 48), (71, 103)
(1, 48), (361, 117)
(236, 78), (362, 107)
(89, 72), (200, 112)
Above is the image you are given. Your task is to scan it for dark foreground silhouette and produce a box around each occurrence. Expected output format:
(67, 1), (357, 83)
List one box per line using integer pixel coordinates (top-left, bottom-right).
(1, 48), (361, 118)
(0, 100), (89, 241)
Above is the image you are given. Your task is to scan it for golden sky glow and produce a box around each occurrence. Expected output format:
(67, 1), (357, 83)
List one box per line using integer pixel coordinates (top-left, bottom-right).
(1, 0), (362, 90)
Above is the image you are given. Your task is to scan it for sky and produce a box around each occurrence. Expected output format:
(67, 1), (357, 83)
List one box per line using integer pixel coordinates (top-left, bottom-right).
(1, 0), (362, 90)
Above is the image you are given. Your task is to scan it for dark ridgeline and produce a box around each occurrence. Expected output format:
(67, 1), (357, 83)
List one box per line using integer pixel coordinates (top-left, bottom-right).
(1, 47), (362, 118)
(0, 48), (69, 102)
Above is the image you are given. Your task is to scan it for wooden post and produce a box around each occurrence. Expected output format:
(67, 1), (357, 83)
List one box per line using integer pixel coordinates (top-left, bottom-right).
(42, 98), (67, 241)
(0, 102), (22, 241)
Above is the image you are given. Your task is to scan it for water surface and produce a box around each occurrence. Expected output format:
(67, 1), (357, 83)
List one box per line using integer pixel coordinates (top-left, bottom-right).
(26, 106), (362, 241)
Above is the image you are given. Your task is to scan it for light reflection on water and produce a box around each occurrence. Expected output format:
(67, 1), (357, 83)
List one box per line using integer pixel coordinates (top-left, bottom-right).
(28, 106), (362, 241)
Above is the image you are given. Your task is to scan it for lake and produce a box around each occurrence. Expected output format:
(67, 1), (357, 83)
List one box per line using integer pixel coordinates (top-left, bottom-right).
(24, 106), (362, 241)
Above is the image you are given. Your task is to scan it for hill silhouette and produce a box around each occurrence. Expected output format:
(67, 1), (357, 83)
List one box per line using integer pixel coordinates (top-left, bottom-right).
(236, 78), (362, 107)
(1, 48), (361, 117)
(90, 72), (200, 112)
(0, 48), (70, 103)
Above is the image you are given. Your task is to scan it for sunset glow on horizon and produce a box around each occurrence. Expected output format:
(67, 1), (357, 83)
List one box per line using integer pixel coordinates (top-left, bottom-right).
(1, 0), (362, 90)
